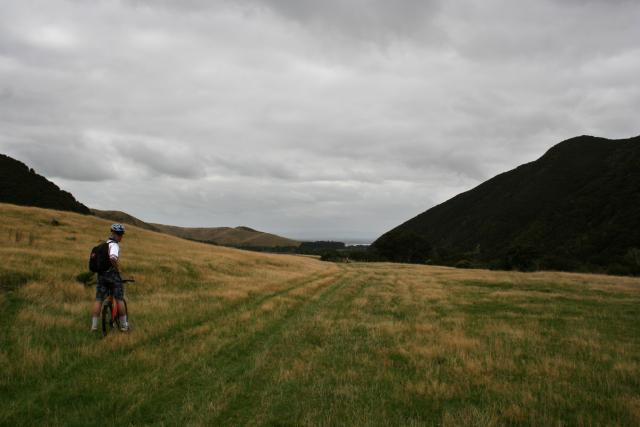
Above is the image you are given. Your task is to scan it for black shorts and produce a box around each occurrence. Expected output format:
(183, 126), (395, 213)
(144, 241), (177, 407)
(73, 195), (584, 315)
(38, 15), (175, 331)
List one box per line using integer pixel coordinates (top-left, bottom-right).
(96, 270), (125, 301)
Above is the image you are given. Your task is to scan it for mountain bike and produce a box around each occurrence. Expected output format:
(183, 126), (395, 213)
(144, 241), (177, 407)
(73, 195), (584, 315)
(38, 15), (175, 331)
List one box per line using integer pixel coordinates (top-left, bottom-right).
(101, 278), (135, 337)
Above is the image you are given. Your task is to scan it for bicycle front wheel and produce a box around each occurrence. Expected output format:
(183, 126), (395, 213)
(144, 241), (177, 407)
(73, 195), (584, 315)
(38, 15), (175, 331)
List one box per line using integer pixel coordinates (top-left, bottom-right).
(122, 299), (129, 330)
(101, 301), (113, 337)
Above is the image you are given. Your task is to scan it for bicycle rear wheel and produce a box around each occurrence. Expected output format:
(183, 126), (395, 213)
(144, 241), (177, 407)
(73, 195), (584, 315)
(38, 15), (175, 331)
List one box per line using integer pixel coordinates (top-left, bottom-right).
(101, 300), (113, 337)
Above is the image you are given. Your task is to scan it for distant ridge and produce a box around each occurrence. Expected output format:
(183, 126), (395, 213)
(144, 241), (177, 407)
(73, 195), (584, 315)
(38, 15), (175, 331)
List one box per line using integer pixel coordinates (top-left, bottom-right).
(0, 154), (90, 215)
(150, 223), (301, 248)
(373, 135), (640, 274)
(90, 209), (160, 232)
(92, 209), (301, 248)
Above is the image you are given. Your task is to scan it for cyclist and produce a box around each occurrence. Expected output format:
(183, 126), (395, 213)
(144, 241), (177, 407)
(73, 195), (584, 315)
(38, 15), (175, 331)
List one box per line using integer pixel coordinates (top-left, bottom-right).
(90, 223), (129, 332)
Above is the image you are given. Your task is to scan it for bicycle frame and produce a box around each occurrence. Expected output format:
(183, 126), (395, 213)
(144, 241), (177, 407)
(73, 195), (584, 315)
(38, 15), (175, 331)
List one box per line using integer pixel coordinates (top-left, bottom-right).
(105, 294), (120, 322)
(101, 278), (134, 336)
(105, 279), (134, 317)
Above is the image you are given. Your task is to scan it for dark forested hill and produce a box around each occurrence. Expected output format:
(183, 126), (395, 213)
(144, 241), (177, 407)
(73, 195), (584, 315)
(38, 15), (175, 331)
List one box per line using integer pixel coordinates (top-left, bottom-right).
(0, 154), (90, 215)
(372, 135), (640, 275)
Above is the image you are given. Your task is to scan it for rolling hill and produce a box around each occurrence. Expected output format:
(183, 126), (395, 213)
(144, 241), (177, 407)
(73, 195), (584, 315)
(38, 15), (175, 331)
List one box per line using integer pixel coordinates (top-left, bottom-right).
(373, 135), (640, 274)
(150, 223), (301, 248)
(92, 208), (301, 248)
(0, 154), (90, 215)
(90, 209), (160, 232)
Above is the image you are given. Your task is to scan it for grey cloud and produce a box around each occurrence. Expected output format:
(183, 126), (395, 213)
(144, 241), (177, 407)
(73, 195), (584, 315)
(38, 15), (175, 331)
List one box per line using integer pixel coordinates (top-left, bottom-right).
(1, 0), (639, 240)
(443, 1), (640, 62)
(130, 0), (444, 43)
(252, 0), (444, 41)
(210, 155), (301, 181)
(2, 136), (117, 182)
(115, 139), (208, 179)
(399, 148), (488, 182)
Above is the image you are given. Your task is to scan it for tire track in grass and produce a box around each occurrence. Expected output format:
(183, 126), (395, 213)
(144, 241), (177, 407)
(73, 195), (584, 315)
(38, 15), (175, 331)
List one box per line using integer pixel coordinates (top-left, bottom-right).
(249, 267), (381, 426)
(200, 266), (375, 426)
(245, 267), (421, 426)
(116, 267), (351, 424)
(113, 268), (352, 424)
(274, 268), (397, 426)
(115, 268), (335, 347)
(131, 269), (341, 350)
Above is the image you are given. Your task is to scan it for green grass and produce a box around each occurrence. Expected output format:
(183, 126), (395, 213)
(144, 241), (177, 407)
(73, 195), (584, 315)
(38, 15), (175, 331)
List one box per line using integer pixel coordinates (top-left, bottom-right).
(1, 203), (640, 426)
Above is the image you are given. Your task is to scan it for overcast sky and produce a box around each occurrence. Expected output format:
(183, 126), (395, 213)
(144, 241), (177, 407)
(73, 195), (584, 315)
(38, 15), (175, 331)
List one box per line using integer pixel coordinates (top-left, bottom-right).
(1, 0), (639, 241)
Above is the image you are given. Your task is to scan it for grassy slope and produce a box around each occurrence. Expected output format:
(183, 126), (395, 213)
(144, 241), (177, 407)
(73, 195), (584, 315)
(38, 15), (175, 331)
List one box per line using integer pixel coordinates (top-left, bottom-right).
(1, 202), (640, 426)
(150, 223), (301, 248)
(91, 207), (301, 247)
(90, 209), (160, 232)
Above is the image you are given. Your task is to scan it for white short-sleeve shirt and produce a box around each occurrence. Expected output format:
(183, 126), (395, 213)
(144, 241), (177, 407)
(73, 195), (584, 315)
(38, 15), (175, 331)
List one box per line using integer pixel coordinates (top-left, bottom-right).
(108, 239), (120, 260)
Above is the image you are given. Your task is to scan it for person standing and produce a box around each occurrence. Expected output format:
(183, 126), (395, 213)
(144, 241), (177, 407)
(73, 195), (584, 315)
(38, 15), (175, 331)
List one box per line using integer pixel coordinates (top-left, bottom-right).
(91, 223), (128, 331)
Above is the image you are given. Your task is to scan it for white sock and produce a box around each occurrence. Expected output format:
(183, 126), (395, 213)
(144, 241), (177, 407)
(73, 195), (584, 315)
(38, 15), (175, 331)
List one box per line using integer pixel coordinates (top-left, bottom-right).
(119, 315), (127, 326)
(91, 317), (98, 328)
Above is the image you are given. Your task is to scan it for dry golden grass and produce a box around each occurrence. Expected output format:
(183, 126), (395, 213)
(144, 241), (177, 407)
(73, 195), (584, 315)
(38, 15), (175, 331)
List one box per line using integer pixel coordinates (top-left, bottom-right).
(1, 202), (640, 426)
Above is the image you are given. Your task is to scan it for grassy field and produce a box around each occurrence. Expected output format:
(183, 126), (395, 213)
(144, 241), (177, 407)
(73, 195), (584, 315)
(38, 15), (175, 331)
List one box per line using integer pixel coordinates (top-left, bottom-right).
(1, 203), (640, 426)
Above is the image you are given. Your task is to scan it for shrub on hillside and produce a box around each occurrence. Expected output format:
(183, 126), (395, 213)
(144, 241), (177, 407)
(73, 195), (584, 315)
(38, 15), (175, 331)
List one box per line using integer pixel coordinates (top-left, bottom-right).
(320, 250), (348, 262)
(504, 245), (541, 272)
(373, 231), (431, 263)
(320, 249), (384, 263)
(625, 248), (640, 268)
(454, 259), (475, 269)
(300, 241), (345, 252)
